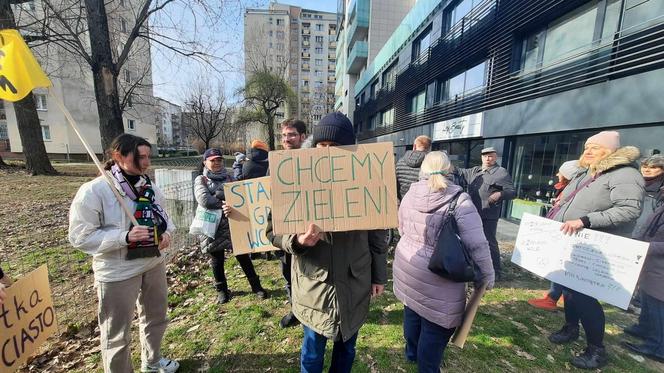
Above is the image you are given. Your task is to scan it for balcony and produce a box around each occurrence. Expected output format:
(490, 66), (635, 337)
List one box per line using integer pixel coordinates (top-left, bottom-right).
(328, 64), (335, 71)
(346, 40), (367, 74)
(346, 0), (369, 49)
(302, 52), (310, 58)
(330, 41), (337, 49)
(302, 63), (310, 70)
(302, 40), (310, 46)
(327, 75), (336, 82)
(302, 29), (310, 35)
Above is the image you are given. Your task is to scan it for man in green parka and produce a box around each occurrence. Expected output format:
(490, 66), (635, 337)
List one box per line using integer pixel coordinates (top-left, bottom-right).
(266, 112), (388, 373)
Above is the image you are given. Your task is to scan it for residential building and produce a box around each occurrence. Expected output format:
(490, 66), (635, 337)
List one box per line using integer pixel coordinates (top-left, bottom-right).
(353, 0), (664, 220)
(244, 2), (337, 141)
(155, 97), (182, 148)
(334, 0), (416, 120)
(3, 0), (158, 159)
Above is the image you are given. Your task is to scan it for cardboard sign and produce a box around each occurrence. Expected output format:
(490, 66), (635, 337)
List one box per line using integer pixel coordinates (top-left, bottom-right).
(451, 283), (487, 348)
(1, 265), (58, 373)
(224, 177), (278, 255)
(511, 213), (649, 310)
(268, 142), (398, 235)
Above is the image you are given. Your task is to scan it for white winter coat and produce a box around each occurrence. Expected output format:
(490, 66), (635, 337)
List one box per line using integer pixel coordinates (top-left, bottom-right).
(68, 175), (175, 282)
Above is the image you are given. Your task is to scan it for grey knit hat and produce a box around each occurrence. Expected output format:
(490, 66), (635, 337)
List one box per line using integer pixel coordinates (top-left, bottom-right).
(312, 112), (356, 146)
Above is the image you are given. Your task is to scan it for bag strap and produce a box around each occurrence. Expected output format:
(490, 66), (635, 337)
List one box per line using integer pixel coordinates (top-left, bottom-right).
(447, 190), (464, 217)
(546, 172), (600, 219)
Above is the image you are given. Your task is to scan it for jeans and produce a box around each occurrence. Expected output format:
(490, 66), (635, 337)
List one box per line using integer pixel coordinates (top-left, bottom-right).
(482, 219), (501, 274)
(301, 325), (358, 373)
(549, 282), (563, 301)
(403, 306), (456, 373)
(563, 288), (605, 347)
(640, 292), (664, 357)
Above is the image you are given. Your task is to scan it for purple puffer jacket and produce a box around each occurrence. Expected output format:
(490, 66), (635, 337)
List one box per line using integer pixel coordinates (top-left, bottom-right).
(393, 180), (495, 328)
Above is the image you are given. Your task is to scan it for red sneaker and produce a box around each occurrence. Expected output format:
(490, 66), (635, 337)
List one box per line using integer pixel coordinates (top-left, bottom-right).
(527, 295), (559, 311)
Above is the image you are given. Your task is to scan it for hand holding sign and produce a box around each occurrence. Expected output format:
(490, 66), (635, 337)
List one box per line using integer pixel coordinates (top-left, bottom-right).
(297, 223), (322, 247)
(560, 219), (585, 235)
(0, 283), (6, 306)
(221, 201), (232, 218)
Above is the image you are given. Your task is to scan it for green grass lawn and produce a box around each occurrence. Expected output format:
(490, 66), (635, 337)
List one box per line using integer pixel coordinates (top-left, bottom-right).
(1, 164), (662, 372)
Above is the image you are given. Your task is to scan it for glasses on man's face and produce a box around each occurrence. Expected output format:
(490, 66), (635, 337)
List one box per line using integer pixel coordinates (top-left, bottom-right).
(282, 132), (300, 139)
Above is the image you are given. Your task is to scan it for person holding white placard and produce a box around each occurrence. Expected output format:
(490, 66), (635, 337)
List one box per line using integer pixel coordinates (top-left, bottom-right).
(547, 131), (644, 370)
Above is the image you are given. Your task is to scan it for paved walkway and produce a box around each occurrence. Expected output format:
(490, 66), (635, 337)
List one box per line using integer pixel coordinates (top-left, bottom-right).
(497, 218), (520, 242)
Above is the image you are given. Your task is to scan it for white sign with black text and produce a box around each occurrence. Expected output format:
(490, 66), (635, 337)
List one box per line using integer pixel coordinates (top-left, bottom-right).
(511, 213), (649, 310)
(432, 112), (483, 141)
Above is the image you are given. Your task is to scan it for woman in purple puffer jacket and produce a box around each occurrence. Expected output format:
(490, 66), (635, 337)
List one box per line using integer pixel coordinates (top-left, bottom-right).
(393, 151), (495, 373)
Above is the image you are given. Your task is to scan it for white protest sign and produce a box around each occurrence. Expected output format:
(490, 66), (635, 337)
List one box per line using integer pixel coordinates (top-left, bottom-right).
(511, 213), (649, 310)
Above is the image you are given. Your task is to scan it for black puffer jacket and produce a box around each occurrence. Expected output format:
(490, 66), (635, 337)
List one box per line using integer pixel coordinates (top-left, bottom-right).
(194, 168), (233, 254)
(239, 148), (269, 180)
(396, 150), (426, 200)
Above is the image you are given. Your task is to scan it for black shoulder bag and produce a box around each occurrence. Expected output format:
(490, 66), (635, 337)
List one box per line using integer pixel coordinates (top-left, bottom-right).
(427, 191), (476, 282)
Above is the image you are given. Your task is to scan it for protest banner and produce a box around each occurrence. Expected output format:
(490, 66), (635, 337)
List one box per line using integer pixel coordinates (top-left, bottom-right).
(1, 265), (58, 373)
(511, 213), (649, 310)
(451, 283), (487, 348)
(268, 142), (399, 235)
(224, 177), (278, 255)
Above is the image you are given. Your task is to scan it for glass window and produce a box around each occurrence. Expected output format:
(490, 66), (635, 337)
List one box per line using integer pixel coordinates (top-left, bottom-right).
(35, 94), (48, 110)
(409, 89), (426, 113)
(426, 81), (437, 108)
(315, 59), (323, 66)
(380, 107), (394, 127)
(600, 0), (622, 43)
(448, 71), (466, 99)
(370, 81), (378, 99)
(521, 32), (544, 72)
(316, 24), (324, 31)
(412, 27), (432, 61)
(128, 119), (135, 130)
(381, 60), (398, 91)
(0, 123), (8, 139)
(464, 62), (487, 93)
(315, 47), (323, 54)
(315, 36), (324, 43)
(622, 0), (664, 33)
(276, 19), (284, 26)
(450, 0), (473, 26)
(541, 2), (598, 66)
(41, 123), (50, 140)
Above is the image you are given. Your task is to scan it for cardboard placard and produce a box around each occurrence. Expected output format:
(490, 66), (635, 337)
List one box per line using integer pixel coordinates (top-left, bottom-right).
(268, 142), (399, 235)
(1, 265), (58, 373)
(511, 213), (649, 310)
(451, 283), (487, 348)
(224, 177), (278, 255)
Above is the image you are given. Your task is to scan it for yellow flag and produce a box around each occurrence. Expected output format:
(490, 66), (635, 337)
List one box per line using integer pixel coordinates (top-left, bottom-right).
(0, 29), (51, 102)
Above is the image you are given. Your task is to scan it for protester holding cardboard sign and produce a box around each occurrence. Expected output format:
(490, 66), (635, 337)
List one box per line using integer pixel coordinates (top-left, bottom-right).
(68, 134), (179, 373)
(546, 131), (644, 370)
(194, 148), (268, 304)
(266, 113), (389, 373)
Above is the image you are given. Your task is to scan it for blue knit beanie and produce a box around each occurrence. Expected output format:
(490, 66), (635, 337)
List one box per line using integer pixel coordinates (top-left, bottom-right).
(312, 112), (356, 146)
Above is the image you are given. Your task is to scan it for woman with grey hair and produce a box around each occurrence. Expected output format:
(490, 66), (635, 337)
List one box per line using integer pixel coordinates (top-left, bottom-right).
(624, 154), (664, 340)
(621, 154), (664, 362)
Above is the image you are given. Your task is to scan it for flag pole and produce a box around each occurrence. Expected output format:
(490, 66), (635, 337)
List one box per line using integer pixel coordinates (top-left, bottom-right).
(48, 87), (139, 226)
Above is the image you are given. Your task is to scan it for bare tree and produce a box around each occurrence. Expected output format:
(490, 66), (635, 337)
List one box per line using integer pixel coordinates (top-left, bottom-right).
(182, 79), (232, 151)
(239, 69), (295, 150)
(14, 0), (235, 151)
(0, 0), (57, 175)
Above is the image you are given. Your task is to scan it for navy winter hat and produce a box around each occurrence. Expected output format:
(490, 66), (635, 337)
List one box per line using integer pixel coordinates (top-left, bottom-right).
(312, 112), (356, 146)
(203, 148), (222, 160)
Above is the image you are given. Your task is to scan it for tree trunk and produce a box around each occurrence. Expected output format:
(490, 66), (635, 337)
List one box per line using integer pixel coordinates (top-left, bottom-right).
(85, 0), (125, 152)
(14, 94), (58, 174)
(0, 0), (57, 175)
(266, 114), (275, 151)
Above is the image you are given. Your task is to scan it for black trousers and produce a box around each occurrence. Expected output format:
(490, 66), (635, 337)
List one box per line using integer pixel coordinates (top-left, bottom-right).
(280, 252), (292, 301)
(209, 250), (258, 288)
(482, 218), (501, 274)
(564, 288), (605, 347)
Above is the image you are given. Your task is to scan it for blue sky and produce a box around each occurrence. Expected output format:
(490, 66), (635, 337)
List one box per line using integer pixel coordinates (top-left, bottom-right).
(151, 0), (338, 107)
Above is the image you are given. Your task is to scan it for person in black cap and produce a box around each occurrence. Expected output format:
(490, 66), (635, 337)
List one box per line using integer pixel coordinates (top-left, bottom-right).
(457, 147), (515, 279)
(194, 148), (268, 304)
(267, 112), (388, 373)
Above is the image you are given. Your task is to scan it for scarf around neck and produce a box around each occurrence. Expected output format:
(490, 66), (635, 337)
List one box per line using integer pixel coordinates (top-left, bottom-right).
(110, 164), (169, 259)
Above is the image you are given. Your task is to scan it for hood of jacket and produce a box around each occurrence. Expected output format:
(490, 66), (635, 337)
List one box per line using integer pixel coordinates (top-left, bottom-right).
(405, 180), (464, 214)
(249, 147), (269, 162)
(588, 146), (640, 175)
(403, 150), (426, 168)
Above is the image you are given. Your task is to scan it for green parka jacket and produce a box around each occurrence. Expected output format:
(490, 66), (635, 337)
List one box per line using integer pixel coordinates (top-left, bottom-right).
(267, 221), (388, 342)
